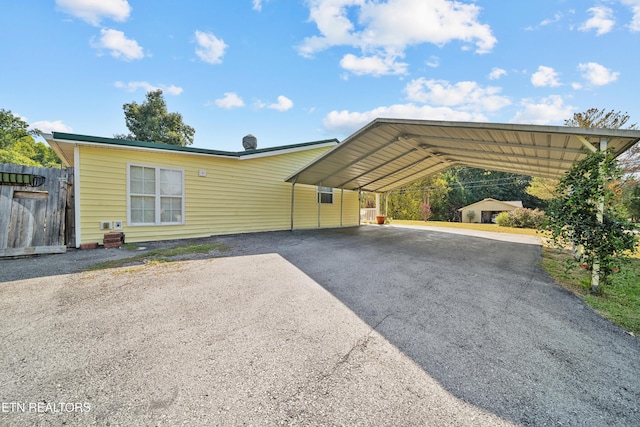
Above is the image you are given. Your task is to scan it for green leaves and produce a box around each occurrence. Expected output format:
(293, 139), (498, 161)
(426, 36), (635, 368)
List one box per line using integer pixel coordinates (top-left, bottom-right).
(545, 149), (638, 289)
(0, 109), (60, 167)
(121, 90), (195, 146)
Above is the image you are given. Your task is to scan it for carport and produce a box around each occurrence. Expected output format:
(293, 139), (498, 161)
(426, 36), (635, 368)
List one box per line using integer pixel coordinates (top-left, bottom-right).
(287, 118), (640, 191)
(286, 118), (640, 288)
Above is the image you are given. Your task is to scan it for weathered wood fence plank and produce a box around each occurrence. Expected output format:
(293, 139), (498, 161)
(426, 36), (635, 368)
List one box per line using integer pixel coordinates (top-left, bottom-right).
(0, 163), (73, 257)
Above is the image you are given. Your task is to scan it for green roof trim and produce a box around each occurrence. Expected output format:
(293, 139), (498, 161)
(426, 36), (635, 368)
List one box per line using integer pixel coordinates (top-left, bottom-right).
(51, 132), (339, 157)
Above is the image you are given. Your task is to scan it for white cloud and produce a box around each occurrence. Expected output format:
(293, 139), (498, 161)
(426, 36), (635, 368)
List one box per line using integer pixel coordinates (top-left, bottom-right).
(30, 120), (73, 134)
(579, 6), (615, 35)
(524, 12), (565, 31)
(510, 95), (574, 125)
(298, 0), (496, 76)
(621, 0), (640, 31)
(194, 30), (228, 64)
(253, 0), (263, 11)
(268, 96), (294, 112)
(339, 53), (408, 76)
(91, 28), (144, 61)
(577, 62), (619, 86)
(114, 81), (183, 95)
(488, 67), (507, 80)
(540, 12), (564, 27)
(323, 104), (486, 136)
(404, 78), (511, 112)
(56, 0), (131, 26)
(425, 56), (440, 68)
(531, 66), (561, 87)
(214, 92), (245, 109)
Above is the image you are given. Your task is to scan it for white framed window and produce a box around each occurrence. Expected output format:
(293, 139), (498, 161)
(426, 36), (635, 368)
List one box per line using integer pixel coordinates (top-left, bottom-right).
(128, 164), (184, 225)
(317, 186), (334, 204)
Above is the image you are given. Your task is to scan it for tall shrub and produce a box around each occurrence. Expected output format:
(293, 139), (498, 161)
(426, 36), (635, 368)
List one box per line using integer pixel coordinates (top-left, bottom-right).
(545, 150), (638, 291)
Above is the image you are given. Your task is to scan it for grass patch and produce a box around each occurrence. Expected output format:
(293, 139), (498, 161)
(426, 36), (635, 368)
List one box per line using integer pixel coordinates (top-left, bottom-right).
(86, 243), (230, 271)
(541, 247), (640, 336)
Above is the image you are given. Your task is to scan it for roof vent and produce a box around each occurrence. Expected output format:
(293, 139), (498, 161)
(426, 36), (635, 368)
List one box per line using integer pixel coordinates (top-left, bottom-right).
(242, 134), (257, 151)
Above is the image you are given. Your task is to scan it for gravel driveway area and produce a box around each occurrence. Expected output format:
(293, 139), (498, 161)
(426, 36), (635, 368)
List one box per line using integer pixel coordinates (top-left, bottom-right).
(1, 225), (639, 426)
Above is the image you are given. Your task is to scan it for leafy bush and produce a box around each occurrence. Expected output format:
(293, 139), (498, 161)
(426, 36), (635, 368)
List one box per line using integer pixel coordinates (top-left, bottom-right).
(495, 208), (545, 229)
(420, 202), (432, 221)
(466, 210), (476, 221)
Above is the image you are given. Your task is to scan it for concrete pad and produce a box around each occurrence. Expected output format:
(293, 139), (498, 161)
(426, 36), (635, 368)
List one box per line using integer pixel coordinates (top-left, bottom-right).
(0, 254), (513, 425)
(388, 223), (543, 245)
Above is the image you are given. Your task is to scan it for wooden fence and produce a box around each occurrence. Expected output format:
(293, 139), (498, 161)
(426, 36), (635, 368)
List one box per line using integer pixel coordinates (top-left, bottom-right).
(0, 164), (73, 257)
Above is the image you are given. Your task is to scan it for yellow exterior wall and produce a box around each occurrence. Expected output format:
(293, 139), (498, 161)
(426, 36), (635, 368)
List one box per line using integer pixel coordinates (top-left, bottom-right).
(292, 186), (359, 230)
(77, 145), (359, 244)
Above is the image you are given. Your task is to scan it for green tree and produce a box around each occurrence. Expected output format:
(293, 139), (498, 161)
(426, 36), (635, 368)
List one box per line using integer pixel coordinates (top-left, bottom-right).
(621, 179), (640, 222)
(565, 108), (639, 175)
(118, 90), (195, 146)
(1, 108), (37, 149)
(0, 109), (60, 167)
(440, 167), (544, 221)
(546, 150), (637, 292)
(385, 174), (450, 221)
(525, 177), (559, 200)
(564, 108), (637, 129)
(545, 108), (639, 293)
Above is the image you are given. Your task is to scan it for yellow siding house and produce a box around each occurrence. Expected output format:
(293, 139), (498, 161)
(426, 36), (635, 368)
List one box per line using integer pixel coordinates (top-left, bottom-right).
(44, 133), (359, 247)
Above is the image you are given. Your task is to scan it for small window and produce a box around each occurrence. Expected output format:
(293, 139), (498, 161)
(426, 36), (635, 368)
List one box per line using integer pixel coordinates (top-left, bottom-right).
(129, 165), (184, 225)
(317, 186), (334, 204)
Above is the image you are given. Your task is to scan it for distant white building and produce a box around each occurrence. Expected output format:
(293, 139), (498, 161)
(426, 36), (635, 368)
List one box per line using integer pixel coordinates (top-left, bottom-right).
(458, 198), (523, 223)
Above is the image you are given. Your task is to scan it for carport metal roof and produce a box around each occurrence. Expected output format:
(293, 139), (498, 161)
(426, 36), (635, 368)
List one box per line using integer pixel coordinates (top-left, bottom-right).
(286, 118), (640, 193)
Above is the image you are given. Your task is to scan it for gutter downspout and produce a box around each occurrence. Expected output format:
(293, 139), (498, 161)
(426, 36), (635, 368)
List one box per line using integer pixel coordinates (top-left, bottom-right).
(290, 176), (297, 231)
(340, 188), (344, 227)
(74, 145), (81, 248)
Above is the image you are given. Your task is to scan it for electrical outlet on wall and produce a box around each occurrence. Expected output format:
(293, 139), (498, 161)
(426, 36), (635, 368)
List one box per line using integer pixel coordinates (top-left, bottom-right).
(113, 221), (123, 230)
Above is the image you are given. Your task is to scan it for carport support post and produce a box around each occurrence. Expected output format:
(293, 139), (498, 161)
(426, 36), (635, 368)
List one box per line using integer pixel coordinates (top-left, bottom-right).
(385, 192), (388, 216)
(591, 137), (608, 293)
(375, 193), (381, 217)
(358, 189), (362, 226)
(317, 187), (321, 228)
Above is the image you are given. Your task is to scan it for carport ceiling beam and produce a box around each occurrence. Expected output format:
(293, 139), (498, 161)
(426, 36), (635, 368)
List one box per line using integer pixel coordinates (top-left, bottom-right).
(575, 135), (598, 153)
(441, 152), (577, 168)
(420, 145), (578, 165)
(359, 154), (449, 191)
(313, 136), (409, 184)
(368, 161), (452, 193)
(452, 159), (562, 179)
(357, 156), (434, 190)
(335, 147), (418, 189)
(404, 134), (586, 155)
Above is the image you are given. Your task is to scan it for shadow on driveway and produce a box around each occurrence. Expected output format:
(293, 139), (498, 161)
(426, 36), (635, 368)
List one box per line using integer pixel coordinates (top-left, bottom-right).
(214, 226), (640, 425)
(2, 226), (639, 425)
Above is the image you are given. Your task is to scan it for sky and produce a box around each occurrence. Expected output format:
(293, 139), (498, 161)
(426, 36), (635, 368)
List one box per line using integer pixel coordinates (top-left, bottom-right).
(1, 0), (639, 152)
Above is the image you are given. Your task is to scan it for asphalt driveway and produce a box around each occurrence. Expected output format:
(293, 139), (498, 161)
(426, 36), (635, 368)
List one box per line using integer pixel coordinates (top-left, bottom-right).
(1, 225), (639, 425)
